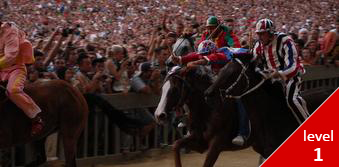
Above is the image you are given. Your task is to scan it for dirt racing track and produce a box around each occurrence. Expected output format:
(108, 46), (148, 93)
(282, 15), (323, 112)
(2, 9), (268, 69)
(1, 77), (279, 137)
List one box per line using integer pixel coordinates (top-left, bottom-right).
(76, 147), (259, 167)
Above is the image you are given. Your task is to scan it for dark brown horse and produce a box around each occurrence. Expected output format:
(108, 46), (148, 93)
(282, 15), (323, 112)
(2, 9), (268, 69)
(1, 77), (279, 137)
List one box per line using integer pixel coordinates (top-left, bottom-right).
(155, 66), (249, 167)
(0, 80), (88, 167)
(203, 58), (334, 159)
(155, 63), (333, 167)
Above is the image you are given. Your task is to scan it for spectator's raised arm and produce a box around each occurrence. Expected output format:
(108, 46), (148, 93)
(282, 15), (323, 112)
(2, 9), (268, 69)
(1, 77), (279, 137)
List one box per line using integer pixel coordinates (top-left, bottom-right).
(42, 35), (65, 67)
(41, 28), (60, 54)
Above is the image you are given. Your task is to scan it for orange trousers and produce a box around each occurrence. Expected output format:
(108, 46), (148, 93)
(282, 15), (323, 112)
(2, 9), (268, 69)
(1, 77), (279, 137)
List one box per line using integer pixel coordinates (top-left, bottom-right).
(0, 64), (41, 118)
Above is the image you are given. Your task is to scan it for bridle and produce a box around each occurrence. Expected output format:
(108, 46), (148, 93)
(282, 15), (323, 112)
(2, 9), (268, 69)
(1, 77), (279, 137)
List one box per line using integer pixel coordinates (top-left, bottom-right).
(167, 74), (192, 111)
(219, 58), (265, 100)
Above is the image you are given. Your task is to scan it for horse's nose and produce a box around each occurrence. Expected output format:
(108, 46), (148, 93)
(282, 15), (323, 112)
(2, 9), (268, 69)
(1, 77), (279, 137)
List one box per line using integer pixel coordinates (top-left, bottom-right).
(158, 113), (167, 121)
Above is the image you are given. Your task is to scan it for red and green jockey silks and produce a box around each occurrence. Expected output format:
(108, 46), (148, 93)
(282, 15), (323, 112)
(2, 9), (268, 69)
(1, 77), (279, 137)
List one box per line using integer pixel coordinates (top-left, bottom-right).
(198, 25), (241, 48)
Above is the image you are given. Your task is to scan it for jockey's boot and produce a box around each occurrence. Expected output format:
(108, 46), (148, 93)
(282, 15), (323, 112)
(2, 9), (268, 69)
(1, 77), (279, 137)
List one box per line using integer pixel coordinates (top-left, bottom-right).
(232, 135), (245, 146)
(31, 115), (44, 136)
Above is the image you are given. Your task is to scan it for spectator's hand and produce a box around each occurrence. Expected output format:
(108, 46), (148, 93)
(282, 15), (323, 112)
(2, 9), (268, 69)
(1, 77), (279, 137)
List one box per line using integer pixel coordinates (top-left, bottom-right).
(104, 77), (113, 85)
(120, 58), (130, 70)
(156, 35), (164, 43)
(316, 50), (323, 57)
(92, 71), (104, 81)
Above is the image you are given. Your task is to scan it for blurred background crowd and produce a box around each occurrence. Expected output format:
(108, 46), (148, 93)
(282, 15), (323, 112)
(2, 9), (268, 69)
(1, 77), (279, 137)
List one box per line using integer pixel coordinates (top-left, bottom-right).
(0, 0), (338, 94)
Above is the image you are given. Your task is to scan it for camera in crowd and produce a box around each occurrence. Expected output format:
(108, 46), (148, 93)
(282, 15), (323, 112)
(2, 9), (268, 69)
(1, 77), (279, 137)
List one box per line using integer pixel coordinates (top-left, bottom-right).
(100, 74), (113, 81)
(61, 26), (81, 37)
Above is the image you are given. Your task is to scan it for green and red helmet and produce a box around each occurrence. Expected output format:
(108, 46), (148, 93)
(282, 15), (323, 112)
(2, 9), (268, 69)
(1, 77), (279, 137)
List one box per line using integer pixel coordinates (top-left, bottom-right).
(206, 16), (220, 27)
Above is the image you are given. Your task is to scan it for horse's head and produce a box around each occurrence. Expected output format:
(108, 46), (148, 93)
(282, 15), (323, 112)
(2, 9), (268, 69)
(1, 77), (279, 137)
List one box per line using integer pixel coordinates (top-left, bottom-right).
(172, 37), (195, 57)
(154, 66), (212, 124)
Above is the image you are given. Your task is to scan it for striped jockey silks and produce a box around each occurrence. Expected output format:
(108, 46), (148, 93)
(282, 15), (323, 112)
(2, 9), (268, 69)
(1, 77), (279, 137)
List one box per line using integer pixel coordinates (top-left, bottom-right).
(285, 75), (310, 124)
(253, 32), (309, 124)
(253, 32), (304, 80)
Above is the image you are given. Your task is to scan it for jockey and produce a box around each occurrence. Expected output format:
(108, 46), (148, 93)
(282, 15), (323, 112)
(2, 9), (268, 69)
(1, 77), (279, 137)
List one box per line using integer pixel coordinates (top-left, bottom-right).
(197, 16), (241, 48)
(172, 40), (251, 146)
(253, 18), (309, 124)
(173, 40), (249, 74)
(0, 21), (43, 136)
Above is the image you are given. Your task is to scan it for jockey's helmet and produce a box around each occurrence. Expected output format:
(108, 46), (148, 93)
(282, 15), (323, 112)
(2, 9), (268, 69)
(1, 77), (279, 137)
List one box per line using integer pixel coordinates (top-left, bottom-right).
(206, 16), (220, 27)
(198, 40), (217, 54)
(255, 18), (275, 34)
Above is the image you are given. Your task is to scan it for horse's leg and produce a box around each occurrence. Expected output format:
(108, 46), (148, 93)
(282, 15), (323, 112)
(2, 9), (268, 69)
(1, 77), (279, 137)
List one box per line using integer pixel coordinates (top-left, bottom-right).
(25, 137), (47, 167)
(202, 136), (222, 167)
(61, 132), (78, 167)
(61, 117), (85, 167)
(173, 134), (196, 167)
(0, 149), (11, 167)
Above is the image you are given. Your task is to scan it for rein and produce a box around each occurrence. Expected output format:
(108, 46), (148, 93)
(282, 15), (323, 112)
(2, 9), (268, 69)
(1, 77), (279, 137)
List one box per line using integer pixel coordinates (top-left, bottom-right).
(219, 58), (265, 100)
(170, 75), (192, 110)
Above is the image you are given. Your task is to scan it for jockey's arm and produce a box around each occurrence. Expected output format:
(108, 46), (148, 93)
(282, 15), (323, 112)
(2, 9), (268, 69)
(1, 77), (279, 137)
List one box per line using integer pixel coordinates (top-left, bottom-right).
(0, 25), (20, 69)
(203, 52), (229, 65)
(278, 38), (299, 80)
(187, 59), (208, 69)
(180, 52), (203, 65)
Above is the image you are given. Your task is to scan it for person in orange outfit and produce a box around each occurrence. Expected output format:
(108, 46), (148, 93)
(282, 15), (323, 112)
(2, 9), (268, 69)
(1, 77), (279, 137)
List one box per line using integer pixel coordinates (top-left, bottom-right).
(0, 21), (43, 136)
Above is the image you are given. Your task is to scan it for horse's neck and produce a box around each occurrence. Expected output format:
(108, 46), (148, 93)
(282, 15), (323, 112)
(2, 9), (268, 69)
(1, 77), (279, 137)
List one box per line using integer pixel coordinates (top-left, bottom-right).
(186, 92), (210, 127)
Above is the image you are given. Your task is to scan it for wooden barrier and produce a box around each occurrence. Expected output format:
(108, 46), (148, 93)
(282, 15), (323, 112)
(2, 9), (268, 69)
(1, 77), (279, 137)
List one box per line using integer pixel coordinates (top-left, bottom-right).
(303, 65), (339, 90)
(1, 65), (338, 167)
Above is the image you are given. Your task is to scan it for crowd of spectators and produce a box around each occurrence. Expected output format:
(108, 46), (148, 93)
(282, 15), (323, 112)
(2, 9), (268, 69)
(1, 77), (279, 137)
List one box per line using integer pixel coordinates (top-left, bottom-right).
(0, 0), (338, 94)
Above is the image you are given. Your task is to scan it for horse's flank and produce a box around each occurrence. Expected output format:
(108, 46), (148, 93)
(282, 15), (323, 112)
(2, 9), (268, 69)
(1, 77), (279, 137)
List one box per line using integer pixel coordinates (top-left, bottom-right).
(0, 80), (88, 167)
